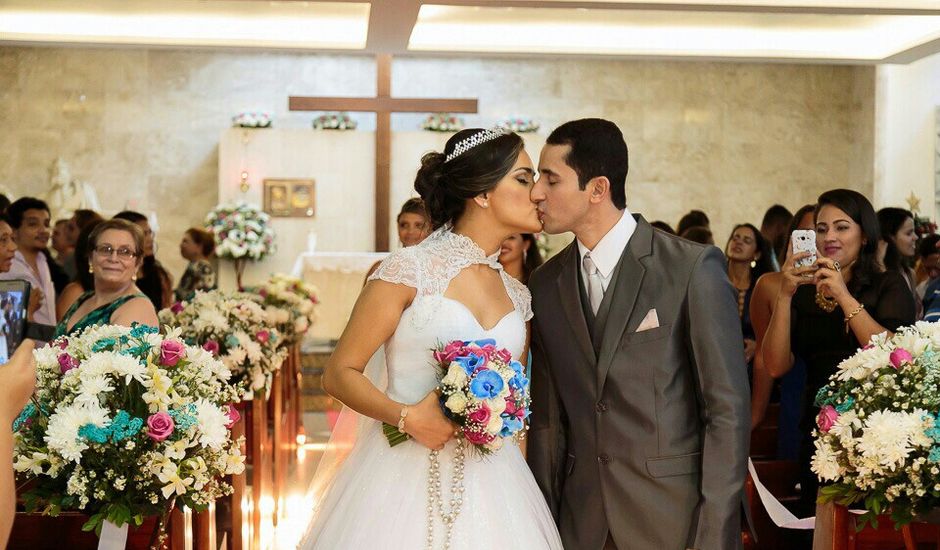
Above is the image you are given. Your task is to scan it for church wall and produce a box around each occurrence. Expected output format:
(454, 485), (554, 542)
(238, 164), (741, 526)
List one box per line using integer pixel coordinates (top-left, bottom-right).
(0, 45), (874, 282)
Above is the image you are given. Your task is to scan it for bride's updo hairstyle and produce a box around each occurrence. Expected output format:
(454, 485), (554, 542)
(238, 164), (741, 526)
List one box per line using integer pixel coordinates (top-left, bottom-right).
(414, 128), (524, 230)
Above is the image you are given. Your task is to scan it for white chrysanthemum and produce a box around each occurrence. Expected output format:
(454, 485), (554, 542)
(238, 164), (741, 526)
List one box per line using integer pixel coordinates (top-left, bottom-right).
(856, 410), (929, 469)
(194, 399), (230, 450)
(811, 438), (843, 481)
(74, 375), (113, 406)
(194, 308), (229, 333)
(445, 392), (468, 414)
(837, 346), (891, 381)
(45, 403), (111, 463)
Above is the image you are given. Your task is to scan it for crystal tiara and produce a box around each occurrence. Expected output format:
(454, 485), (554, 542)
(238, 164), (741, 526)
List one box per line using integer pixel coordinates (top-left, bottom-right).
(444, 127), (510, 163)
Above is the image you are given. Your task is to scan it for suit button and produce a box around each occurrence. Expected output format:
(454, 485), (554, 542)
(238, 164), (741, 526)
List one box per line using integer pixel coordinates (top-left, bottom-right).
(598, 454), (611, 465)
(595, 401), (608, 413)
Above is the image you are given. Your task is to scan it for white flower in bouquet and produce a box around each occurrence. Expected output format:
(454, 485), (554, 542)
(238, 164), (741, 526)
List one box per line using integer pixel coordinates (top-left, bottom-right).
(445, 392), (468, 414)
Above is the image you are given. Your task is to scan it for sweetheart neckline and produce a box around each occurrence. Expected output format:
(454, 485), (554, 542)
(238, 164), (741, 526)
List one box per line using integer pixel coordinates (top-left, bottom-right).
(432, 296), (518, 332)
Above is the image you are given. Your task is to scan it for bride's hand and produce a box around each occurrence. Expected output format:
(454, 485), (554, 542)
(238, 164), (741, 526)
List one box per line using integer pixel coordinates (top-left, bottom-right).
(405, 391), (456, 451)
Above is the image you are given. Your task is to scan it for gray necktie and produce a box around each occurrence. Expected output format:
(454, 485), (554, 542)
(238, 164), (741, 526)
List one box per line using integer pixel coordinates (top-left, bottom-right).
(583, 252), (604, 315)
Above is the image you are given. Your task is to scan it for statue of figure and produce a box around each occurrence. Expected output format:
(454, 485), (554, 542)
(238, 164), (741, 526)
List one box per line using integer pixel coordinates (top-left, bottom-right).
(42, 157), (101, 220)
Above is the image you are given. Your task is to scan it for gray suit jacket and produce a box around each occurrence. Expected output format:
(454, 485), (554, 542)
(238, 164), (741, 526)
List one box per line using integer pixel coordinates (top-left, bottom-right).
(527, 216), (750, 550)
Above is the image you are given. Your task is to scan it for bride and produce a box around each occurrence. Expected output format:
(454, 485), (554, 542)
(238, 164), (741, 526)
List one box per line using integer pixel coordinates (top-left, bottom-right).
(300, 128), (563, 549)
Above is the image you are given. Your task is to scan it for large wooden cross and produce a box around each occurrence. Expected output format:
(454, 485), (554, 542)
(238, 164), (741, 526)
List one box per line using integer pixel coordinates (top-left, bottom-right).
(289, 54), (478, 251)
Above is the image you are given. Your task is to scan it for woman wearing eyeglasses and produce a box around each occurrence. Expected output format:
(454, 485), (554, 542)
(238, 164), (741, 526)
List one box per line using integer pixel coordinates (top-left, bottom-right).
(54, 219), (158, 338)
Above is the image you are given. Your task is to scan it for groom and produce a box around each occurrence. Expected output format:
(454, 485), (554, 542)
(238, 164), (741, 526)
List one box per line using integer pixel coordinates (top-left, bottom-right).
(527, 118), (749, 550)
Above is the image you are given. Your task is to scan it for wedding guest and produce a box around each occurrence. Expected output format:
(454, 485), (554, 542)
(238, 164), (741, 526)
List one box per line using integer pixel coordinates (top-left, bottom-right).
(761, 204), (793, 270)
(498, 233), (543, 285)
(55, 219), (103, 320)
(174, 227), (217, 302)
(55, 219), (158, 337)
(878, 207), (919, 317)
(676, 209), (710, 236)
(763, 189), (915, 514)
(680, 225), (713, 245)
(0, 195), (10, 215)
(113, 211), (173, 311)
(0, 215), (39, 344)
(650, 220), (675, 234)
(915, 233), (940, 298)
(61, 209), (104, 279)
(51, 220), (73, 268)
(724, 223), (775, 368)
(0, 198), (55, 327)
(0, 339), (36, 548)
(749, 204), (814, 461)
(365, 198), (430, 280)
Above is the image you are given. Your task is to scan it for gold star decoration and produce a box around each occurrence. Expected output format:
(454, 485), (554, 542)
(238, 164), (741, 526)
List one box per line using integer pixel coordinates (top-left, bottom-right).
(907, 191), (922, 214)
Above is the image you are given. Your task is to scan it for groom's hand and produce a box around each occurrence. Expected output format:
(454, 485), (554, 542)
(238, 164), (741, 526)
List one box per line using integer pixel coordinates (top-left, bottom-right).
(406, 391), (457, 451)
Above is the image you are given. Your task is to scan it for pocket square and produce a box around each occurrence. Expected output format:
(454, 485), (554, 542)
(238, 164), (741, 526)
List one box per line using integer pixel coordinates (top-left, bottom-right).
(636, 309), (660, 332)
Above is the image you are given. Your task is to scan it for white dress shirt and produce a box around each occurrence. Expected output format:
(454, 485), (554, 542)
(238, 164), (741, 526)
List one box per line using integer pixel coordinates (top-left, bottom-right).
(0, 250), (57, 326)
(576, 208), (637, 294)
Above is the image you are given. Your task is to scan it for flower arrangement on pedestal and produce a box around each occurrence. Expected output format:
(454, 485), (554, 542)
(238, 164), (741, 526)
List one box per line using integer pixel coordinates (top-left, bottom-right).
(312, 112), (357, 130)
(159, 290), (287, 397)
(204, 202), (276, 289)
(12, 324), (245, 542)
(495, 116), (540, 133)
(232, 112), (272, 129)
(812, 322), (940, 528)
(244, 274), (319, 347)
(421, 113), (463, 132)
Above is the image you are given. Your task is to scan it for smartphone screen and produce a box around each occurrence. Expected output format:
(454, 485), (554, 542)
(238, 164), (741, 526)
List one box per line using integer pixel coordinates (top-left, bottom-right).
(0, 279), (31, 363)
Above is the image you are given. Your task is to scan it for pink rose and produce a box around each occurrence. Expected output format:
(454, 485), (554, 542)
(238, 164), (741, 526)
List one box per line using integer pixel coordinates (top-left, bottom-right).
(146, 412), (175, 442)
(203, 340), (220, 356)
(817, 405), (839, 433)
(58, 353), (79, 374)
(57, 339), (69, 350)
(495, 348), (513, 363)
(224, 404), (240, 429)
(465, 429), (495, 446)
(159, 340), (186, 367)
(467, 404), (491, 427)
(256, 330), (270, 344)
(890, 349), (914, 369)
(259, 289), (268, 298)
(170, 301), (184, 314)
(439, 341), (465, 363)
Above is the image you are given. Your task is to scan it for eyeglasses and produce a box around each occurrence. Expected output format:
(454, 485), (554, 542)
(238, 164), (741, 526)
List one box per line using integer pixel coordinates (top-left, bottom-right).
(93, 245), (139, 259)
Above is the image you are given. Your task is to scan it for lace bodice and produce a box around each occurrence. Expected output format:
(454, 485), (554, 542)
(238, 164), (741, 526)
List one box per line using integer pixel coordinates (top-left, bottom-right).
(368, 227), (533, 324)
(367, 227), (532, 405)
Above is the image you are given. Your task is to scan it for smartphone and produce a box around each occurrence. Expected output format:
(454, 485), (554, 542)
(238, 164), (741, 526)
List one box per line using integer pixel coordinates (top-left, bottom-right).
(791, 229), (818, 269)
(0, 279), (31, 363)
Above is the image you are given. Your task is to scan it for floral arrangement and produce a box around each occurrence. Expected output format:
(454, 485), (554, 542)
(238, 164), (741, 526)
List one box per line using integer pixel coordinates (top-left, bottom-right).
(812, 321), (940, 527)
(312, 112), (357, 130)
(12, 324), (245, 537)
(204, 201), (276, 262)
(383, 338), (530, 455)
(421, 113), (463, 132)
(495, 116), (539, 133)
(915, 214), (938, 238)
(159, 290), (287, 397)
(232, 112), (272, 129)
(245, 274), (319, 347)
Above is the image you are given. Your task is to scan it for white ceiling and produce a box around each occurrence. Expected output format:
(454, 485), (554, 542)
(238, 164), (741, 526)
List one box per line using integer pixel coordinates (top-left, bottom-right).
(2, 0), (940, 63)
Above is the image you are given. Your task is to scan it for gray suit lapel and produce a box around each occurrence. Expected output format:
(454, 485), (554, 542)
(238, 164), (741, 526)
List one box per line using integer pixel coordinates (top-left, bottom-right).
(596, 217), (653, 396)
(556, 242), (595, 365)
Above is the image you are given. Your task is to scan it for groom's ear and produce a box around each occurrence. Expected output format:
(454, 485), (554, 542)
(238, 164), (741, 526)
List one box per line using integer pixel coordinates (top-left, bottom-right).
(588, 176), (610, 204)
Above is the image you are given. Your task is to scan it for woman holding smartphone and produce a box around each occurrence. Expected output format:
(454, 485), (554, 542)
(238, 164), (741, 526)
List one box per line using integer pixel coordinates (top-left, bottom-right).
(762, 189), (916, 515)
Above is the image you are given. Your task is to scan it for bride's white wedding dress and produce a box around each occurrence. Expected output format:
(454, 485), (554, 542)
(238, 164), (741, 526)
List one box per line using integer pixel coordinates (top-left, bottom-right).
(300, 227), (562, 549)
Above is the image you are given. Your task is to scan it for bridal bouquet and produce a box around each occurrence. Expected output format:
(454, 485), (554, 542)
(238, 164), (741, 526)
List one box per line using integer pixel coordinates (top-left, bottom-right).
(812, 321), (940, 527)
(246, 274), (319, 346)
(159, 290), (287, 397)
(383, 338), (530, 455)
(12, 324), (245, 537)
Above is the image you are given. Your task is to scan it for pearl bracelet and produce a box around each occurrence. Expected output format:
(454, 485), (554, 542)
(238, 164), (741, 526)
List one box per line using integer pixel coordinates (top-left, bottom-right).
(397, 406), (409, 434)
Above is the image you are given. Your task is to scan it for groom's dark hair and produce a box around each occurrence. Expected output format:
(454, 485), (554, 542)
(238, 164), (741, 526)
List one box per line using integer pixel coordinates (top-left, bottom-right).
(546, 118), (628, 209)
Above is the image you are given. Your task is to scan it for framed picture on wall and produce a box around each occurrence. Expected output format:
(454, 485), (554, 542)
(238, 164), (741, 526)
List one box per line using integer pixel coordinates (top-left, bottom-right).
(263, 178), (316, 217)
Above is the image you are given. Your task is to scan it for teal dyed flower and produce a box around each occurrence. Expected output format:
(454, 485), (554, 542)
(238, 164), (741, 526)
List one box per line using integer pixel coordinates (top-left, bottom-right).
(78, 424), (110, 444)
(930, 447), (940, 463)
(12, 402), (36, 432)
(836, 397), (855, 414)
(170, 405), (198, 432)
(109, 410), (143, 442)
(814, 386), (833, 407)
(92, 337), (117, 352)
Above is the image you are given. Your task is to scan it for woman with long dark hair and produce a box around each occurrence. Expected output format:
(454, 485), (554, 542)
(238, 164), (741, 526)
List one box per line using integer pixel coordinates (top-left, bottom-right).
(878, 207), (919, 318)
(724, 223), (775, 366)
(763, 189), (916, 514)
(498, 233), (544, 285)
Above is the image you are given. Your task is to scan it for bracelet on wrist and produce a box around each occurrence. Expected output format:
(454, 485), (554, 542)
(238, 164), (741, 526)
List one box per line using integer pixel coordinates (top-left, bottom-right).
(844, 304), (865, 324)
(397, 406), (409, 434)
